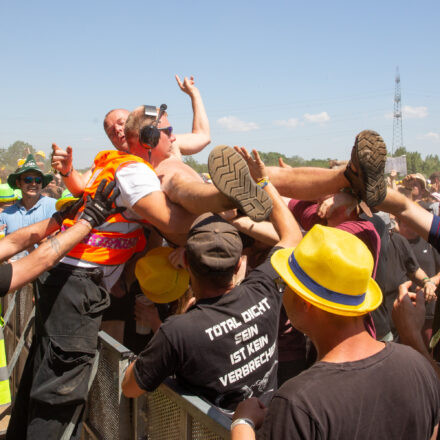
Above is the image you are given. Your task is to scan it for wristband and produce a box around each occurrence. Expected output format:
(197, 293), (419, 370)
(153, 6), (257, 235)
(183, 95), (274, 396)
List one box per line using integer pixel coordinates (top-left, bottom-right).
(230, 418), (255, 430)
(257, 177), (269, 189)
(60, 167), (73, 178)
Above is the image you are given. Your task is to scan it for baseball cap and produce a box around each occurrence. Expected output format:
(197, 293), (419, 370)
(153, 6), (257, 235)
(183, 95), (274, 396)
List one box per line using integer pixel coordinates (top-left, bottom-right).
(185, 213), (243, 275)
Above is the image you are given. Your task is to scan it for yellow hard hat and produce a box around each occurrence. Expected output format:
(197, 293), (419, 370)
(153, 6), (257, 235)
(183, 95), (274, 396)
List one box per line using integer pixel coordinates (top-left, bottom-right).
(135, 247), (190, 303)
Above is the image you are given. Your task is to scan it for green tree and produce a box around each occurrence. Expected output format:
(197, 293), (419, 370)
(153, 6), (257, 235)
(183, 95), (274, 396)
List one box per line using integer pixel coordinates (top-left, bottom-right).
(0, 141), (36, 172)
(183, 156), (208, 174)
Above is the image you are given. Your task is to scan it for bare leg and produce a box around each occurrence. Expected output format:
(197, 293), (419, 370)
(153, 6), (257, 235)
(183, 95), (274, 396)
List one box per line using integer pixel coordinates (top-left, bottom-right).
(266, 166), (349, 200)
(165, 179), (234, 215)
(378, 189), (433, 241)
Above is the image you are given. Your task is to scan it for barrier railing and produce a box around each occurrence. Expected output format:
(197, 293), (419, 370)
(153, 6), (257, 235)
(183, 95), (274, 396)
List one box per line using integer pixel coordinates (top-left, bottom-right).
(2, 286), (231, 439)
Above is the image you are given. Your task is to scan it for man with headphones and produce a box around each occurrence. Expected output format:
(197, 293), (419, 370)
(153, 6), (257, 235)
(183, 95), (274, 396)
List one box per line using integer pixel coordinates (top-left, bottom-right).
(52, 75), (211, 196)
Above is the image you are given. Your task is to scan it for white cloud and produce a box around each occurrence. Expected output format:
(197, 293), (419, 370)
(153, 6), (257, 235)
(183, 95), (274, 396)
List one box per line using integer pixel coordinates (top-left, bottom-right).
(273, 118), (300, 128)
(384, 112), (394, 119)
(423, 132), (440, 141)
(217, 116), (259, 132)
(303, 112), (330, 123)
(403, 105), (428, 119)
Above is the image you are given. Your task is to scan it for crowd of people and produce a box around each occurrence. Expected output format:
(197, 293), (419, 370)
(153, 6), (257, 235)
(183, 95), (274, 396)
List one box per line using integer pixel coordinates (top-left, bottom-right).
(0, 76), (439, 439)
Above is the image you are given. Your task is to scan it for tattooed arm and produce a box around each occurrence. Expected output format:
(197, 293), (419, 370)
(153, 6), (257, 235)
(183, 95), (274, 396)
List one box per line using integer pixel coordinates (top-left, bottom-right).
(7, 219), (92, 293)
(2, 179), (121, 294)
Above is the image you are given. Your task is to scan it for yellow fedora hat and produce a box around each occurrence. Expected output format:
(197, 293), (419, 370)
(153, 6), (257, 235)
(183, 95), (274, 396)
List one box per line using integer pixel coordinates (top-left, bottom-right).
(135, 247), (190, 304)
(271, 224), (382, 317)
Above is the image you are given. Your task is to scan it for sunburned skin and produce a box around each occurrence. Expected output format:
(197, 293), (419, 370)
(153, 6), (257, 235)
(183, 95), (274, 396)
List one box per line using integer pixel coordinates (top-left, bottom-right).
(155, 157), (204, 246)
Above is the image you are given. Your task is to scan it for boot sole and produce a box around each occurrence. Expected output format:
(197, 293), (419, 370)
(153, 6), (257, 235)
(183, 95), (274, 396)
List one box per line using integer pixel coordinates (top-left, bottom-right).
(354, 130), (387, 207)
(208, 145), (273, 222)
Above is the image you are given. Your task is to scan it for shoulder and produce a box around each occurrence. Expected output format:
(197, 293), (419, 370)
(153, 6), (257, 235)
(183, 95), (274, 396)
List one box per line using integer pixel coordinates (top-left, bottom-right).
(242, 247), (284, 286)
(0, 203), (20, 217)
(390, 232), (408, 246)
(116, 162), (158, 180)
(155, 158), (203, 182)
(40, 196), (57, 206)
(160, 310), (194, 333)
(388, 342), (432, 366)
(38, 196), (57, 213)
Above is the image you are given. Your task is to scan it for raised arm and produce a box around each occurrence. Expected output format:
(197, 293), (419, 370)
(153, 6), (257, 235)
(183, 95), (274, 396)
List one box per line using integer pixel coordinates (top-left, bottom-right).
(6, 179), (123, 293)
(8, 220), (92, 292)
(51, 143), (91, 196)
(236, 147), (302, 249)
(173, 75), (210, 155)
(393, 281), (440, 380)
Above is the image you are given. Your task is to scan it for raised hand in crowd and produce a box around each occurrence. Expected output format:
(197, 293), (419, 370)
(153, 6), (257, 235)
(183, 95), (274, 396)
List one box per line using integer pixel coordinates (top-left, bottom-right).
(317, 192), (358, 220)
(168, 246), (186, 269)
(420, 279), (437, 303)
(51, 143), (73, 176)
(278, 157), (292, 169)
(393, 281), (440, 379)
(175, 74), (197, 96)
(234, 146), (267, 182)
(173, 74), (210, 156)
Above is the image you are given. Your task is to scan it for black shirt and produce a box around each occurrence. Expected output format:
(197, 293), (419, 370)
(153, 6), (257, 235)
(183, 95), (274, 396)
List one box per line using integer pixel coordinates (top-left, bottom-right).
(134, 248), (284, 412)
(407, 235), (440, 318)
(258, 343), (440, 440)
(0, 263), (12, 296)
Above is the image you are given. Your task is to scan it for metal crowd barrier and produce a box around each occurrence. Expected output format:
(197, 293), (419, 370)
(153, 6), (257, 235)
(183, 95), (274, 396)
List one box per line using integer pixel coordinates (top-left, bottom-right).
(2, 286), (231, 439)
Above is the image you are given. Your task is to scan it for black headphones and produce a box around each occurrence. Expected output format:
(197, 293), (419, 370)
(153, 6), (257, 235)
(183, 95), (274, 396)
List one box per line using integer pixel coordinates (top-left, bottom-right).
(139, 104), (168, 149)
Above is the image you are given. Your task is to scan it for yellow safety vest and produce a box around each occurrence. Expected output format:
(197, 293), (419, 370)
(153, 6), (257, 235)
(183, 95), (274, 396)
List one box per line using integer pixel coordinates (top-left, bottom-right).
(0, 321), (11, 404)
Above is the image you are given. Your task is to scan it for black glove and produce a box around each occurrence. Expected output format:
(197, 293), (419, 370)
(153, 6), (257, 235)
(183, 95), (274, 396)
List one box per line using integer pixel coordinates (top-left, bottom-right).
(79, 179), (125, 228)
(52, 197), (84, 227)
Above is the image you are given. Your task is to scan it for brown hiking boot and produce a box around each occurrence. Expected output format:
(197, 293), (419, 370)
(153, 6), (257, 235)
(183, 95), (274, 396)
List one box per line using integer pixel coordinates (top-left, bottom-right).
(208, 145), (272, 222)
(344, 130), (387, 207)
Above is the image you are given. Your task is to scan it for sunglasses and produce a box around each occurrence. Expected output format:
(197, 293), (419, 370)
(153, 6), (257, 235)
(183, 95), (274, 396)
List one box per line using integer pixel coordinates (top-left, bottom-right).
(22, 176), (42, 184)
(159, 126), (173, 137)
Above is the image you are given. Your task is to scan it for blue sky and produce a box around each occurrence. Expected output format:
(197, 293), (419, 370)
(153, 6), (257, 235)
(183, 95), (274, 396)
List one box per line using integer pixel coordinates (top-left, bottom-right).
(0, 0), (439, 168)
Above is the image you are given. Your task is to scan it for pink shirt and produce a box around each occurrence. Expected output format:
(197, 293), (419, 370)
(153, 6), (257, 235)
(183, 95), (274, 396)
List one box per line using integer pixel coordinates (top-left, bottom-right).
(288, 199), (381, 278)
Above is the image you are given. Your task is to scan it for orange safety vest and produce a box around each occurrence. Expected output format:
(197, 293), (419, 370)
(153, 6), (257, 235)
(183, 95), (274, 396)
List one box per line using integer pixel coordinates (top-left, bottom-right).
(63, 150), (155, 265)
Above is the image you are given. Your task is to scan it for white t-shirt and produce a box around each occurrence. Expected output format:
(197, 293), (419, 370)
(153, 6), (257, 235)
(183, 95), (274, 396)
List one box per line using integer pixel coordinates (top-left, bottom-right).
(61, 161), (161, 289)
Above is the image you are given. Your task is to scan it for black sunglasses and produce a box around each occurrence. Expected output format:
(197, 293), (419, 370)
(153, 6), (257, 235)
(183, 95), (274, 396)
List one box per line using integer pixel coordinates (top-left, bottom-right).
(159, 126), (173, 137)
(22, 176), (42, 184)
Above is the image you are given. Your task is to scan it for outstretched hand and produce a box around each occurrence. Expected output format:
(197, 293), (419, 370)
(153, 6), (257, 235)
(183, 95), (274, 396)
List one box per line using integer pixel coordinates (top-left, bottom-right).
(79, 179), (125, 228)
(175, 74), (197, 96)
(234, 146), (267, 183)
(51, 143), (73, 175)
(317, 192), (358, 220)
(168, 247), (186, 269)
(233, 397), (267, 430)
(392, 280), (425, 343)
(278, 157), (292, 169)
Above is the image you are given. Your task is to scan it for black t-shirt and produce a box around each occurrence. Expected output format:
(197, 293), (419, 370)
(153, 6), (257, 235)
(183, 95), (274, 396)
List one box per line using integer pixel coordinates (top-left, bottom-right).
(134, 247), (284, 412)
(0, 263), (12, 296)
(408, 235), (440, 277)
(408, 236), (440, 318)
(372, 233), (419, 338)
(258, 343), (440, 440)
